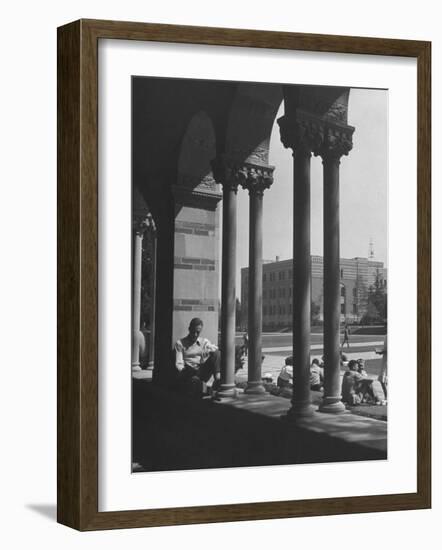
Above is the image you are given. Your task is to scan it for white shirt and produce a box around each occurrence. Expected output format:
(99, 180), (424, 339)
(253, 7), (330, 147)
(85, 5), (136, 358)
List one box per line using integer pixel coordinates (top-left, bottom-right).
(175, 336), (218, 371)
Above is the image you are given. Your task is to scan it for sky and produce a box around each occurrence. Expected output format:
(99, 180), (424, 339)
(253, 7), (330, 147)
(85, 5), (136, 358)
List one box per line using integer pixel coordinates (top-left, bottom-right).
(235, 87), (388, 291)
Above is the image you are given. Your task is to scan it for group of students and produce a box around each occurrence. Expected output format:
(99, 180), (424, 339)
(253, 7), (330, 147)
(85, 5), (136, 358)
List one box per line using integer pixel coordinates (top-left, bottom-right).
(312, 356), (387, 406)
(306, 354), (359, 392)
(312, 355), (388, 405)
(278, 354), (387, 407)
(174, 318), (388, 406)
(341, 359), (387, 405)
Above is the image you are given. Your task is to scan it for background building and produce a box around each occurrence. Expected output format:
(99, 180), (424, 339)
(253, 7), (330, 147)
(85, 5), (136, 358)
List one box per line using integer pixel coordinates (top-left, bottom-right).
(241, 256), (387, 330)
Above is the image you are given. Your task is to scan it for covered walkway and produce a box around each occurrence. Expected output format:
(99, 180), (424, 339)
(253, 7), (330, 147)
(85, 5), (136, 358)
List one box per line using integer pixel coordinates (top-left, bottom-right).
(132, 377), (387, 473)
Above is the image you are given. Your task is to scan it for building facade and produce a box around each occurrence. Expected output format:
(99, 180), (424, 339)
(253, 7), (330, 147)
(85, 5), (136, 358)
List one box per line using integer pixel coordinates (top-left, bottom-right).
(241, 256), (387, 330)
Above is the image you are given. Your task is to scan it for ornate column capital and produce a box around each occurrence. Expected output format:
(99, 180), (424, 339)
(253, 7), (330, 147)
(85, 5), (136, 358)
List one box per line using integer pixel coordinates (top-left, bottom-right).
(211, 157), (239, 193)
(278, 110), (355, 161)
(278, 113), (318, 156)
(237, 162), (275, 196)
(133, 212), (156, 236)
(212, 157), (275, 196)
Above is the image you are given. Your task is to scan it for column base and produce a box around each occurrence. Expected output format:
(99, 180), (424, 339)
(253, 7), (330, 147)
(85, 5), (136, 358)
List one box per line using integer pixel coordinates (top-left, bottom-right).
(215, 384), (238, 399)
(131, 364), (142, 372)
(318, 396), (348, 414)
(244, 381), (266, 395)
(282, 400), (316, 420)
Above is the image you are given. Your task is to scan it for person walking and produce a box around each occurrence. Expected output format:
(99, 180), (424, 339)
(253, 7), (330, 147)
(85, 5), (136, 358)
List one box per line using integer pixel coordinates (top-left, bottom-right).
(342, 323), (350, 349)
(376, 334), (388, 398)
(242, 332), (249, 357)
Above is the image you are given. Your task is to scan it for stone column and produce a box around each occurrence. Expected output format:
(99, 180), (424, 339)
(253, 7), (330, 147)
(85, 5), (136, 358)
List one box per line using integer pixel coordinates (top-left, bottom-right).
(146, 214), (157, 371)
(212, 159), (239, 397)
(132, 216), (149, 372)
(240, 164), (274, 394)
(278, 113), (315, 416)
(318, 127), (355, 413)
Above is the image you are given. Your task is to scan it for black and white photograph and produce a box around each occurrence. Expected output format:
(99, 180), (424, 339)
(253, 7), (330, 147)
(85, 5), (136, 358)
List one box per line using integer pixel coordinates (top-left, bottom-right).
(1, 0), (437, 544)
(131, 77), (389, 472)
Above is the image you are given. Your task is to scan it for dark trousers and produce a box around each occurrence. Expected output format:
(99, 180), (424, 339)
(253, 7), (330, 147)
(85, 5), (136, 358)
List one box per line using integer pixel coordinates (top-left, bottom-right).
(178, 350), (221, 387)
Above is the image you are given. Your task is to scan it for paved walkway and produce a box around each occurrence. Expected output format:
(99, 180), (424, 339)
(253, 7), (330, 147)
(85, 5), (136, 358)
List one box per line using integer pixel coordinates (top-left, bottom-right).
(262, 341), (384, 354)
(220, 392), (387, 453)
(132, 379), (387, 472)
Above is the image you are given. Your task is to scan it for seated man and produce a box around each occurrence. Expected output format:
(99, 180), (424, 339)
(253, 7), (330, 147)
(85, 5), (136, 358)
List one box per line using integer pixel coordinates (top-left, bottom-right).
(175, 318), (221, 395)
(310, 358), (324, 391)
(357, 378), (386, 405)
(277, 360), (293, 398)
(235, 344), (247, 373)
(357, 358), (368, 377)
(341, 360), (364, 406)
(340, 352), (348, 368)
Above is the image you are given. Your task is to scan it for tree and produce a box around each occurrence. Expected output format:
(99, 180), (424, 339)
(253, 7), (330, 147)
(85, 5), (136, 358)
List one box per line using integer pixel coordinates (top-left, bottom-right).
(361, 272), (387, 324)
(311, 299), (321, 325)
(354, 274), (368, 321)
(236, 298), (242, 330)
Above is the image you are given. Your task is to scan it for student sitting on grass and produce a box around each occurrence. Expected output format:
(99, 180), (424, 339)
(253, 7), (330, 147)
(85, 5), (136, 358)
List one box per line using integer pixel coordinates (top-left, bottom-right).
(341, 360), (364, 405)
(310, 358), (324, 391)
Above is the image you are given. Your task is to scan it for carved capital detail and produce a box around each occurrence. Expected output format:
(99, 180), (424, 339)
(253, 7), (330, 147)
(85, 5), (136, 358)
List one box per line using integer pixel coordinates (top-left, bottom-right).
(278, 114), (319, 155)
(211, 157), (275, 195)
(133, 212), (156, 236)
(316, 124), (354, 162)
(278, 110), (355, 161)
(237, 162), (275, 196)
(211, 157), (238, 193)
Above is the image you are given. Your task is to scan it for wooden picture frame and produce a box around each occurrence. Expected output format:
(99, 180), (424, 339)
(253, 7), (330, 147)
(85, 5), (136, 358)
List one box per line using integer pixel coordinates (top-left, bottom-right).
(57, 18), (431, 530)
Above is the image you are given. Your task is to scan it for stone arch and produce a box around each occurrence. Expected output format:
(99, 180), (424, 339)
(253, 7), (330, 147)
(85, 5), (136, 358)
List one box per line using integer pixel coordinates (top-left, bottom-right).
(224, 83), (283, 164)
(176, 110), (220, 203)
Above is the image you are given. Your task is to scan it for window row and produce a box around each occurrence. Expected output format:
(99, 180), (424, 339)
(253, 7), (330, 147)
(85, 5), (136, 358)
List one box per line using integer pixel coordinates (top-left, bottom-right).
(264, 304), (292, 316)
(263, 288), (293, 299)
(263, 269), (293, 283)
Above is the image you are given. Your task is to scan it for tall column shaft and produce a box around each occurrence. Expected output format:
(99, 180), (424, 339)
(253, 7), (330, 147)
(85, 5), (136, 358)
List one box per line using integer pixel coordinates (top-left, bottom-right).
(132, 231), (143, 371)
(290, 150), (314, 415)
(219, 183), (237, 396)
(147, 233), (157, 370)
(320, 157), (347, 413)
(245, 190), (265, 394)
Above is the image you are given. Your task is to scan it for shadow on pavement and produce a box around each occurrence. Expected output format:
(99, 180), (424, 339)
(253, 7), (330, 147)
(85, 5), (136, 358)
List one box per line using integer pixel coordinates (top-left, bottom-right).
(133, 379), (387, 473)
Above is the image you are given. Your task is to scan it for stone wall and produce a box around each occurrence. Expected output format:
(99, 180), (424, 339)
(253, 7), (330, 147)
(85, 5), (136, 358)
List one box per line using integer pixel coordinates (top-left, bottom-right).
(173, 205), (220, 345)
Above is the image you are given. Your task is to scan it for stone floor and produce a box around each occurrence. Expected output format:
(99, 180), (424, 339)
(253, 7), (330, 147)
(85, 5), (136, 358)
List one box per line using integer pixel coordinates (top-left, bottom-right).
(132, 375), (387, 473)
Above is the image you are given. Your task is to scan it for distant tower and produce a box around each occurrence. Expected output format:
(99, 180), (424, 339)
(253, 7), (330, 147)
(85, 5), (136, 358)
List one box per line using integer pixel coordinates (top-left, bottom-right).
(368, 238), (375, 261)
